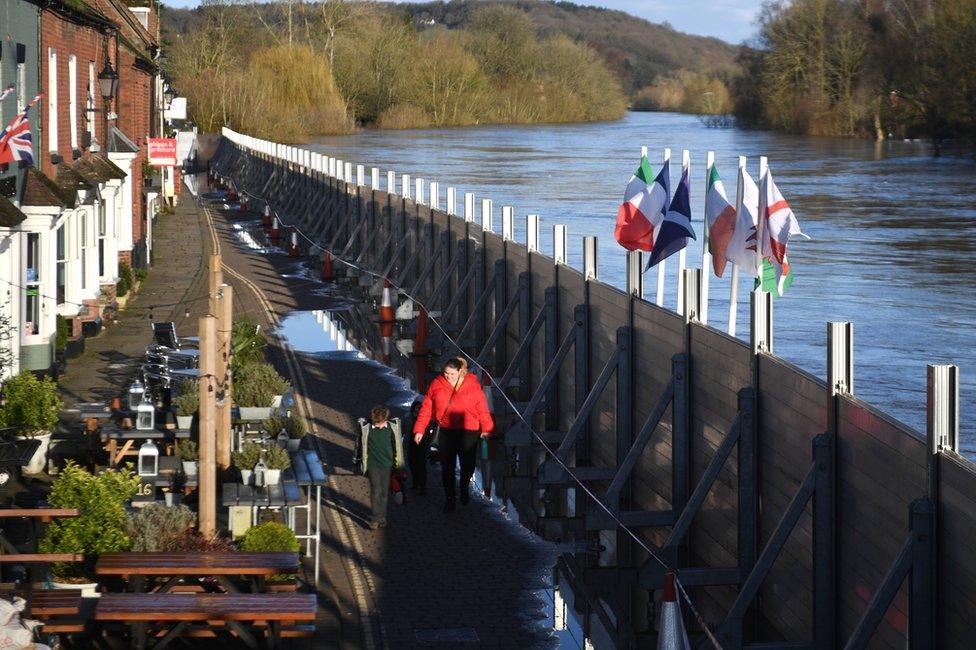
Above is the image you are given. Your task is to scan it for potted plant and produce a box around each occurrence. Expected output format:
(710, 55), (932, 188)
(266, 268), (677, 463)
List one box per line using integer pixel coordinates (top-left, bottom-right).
(262, 444), (290, 486)
(0, 371), (63, 474)
(261, 414), (307, 452)
(231, 441), (262, 485)
(173, 380), (198, 430)
(39, 461), (140, 596)
(179, 439), (199, 477)
(233, 362), (290, 421)
(230, 318), (267, 375)
(124, 503), (196, 552)
(239, 521), (299, 590)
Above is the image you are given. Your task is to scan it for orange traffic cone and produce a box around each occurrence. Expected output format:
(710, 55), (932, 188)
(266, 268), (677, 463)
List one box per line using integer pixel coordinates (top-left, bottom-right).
(270, 216), (281, 247)
(228, 183), (238, 202)
(321, 251), (334, 281)
(412, 306), (428, 356)
(378, 280), (395, 323)
(380, 320), (394, 365)
(657, 572), (690, 650)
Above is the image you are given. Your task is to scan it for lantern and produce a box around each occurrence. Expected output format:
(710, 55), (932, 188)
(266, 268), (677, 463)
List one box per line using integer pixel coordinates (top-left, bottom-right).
(276, 428), (288, 449)
(138, 440), (159, 476)
(253, 452), (267, 488)
(136, 394), (155, 430)
(128, 380), (146, 411)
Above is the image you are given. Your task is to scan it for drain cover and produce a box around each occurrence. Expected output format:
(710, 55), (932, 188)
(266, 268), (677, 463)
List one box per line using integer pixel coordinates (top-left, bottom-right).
(413, 628), (480, 645)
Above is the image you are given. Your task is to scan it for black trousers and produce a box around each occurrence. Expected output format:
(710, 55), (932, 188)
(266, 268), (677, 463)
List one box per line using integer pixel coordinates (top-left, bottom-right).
(407, 436), (429, 489)
(439, 428), (479, 499)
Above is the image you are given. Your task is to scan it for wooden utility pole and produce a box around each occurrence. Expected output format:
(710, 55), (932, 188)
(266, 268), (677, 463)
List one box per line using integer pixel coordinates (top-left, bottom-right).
(208, 255), (223, 314)
(216, 284), (233, 469)
(198, 314), (217, 536)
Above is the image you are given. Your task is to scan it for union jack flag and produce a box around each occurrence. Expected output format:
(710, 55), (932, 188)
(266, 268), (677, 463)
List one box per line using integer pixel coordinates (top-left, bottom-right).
(0, 94), (42, 166)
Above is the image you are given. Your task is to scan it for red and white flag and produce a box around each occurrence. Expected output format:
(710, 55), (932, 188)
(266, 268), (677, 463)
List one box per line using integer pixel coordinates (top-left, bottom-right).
(0, 94), (42, 166)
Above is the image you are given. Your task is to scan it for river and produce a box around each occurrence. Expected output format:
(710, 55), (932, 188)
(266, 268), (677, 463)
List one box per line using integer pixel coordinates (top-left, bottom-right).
(305, 111), (976, 454)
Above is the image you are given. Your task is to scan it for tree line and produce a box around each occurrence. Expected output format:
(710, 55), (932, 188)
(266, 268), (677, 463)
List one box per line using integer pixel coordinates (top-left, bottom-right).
(164, 2), (627, 140)
(731, 0), (976, 142)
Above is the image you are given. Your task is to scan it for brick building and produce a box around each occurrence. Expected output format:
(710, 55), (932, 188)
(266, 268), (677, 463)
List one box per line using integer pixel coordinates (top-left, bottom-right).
(0, 0), (162, 377)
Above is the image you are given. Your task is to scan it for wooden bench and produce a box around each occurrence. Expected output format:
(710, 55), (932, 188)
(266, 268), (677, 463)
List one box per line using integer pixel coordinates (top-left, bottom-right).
(0, 589), (87, 634)
(95, 592), (317, 649)
(96, 552), (300, 594)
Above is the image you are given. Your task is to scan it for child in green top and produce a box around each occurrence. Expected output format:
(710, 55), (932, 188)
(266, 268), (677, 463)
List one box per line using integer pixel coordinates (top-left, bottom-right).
(356, 406), (405, 529)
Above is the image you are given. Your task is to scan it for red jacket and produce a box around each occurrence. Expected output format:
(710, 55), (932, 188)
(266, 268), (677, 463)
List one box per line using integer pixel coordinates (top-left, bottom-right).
(413, 374), (494, 434)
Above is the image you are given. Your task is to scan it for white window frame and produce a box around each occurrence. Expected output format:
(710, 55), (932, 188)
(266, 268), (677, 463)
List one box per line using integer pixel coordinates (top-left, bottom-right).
(68, 55), (78, 150)
(17, 59), (26, 113)
(87, 61), (96, 142)
(47, 48), (58, 153)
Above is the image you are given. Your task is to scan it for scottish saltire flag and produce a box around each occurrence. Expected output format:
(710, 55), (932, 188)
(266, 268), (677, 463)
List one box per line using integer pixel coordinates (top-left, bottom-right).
(705, 165), (736, 277)
(757, 169), (809, 296)
(647, 163), (695, 268)
(0, 94), (41, 166)
(725, 167), (760, 274)
(614, 156), (669, 251)
(614, 156), (655, 251)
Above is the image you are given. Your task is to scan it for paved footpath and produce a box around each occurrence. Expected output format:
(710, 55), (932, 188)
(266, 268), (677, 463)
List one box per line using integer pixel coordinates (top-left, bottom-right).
(203, 189), (559, 649)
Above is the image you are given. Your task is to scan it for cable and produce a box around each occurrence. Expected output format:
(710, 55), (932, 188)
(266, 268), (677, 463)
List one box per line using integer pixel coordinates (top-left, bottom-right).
(211, 155), (724, 648)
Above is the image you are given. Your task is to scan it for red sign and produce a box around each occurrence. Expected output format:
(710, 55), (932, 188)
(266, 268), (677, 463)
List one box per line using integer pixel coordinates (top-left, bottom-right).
(147, 138), (178, 167)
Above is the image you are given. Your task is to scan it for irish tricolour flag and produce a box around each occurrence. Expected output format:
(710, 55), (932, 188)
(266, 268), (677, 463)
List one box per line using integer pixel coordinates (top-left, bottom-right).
(614, 156), (669, 252)
(757, 169), (809, 296)
(705, 165), (736, 278)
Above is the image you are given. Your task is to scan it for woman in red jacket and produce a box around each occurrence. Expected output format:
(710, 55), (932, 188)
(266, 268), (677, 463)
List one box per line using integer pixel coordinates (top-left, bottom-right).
(413, 357), (493, 513)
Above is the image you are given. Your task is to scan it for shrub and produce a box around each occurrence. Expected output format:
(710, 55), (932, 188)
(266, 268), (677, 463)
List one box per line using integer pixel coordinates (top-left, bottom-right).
(168, 528), (234, 553)
(240, 521), (299, 553)
(173, 380), (199, 417)
(230, 317), (268, 374)
(0, 371), (63, 434)
(233, 362), (290, 408)
(39, 462), (140, 579)
(179, 439), (199, 462)
(117, 263), (134, 298)
(134, 267), (148, 283)
(231, 440), (262, 470)
(263, 444), (291, 471)
(261, 414), (306, 440)
(56, 315), (69, 351)
(124, 503), (196, 552)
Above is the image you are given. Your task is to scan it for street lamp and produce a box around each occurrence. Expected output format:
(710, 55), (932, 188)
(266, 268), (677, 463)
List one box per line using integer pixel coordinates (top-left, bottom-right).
(163, 85), (175, 108)
(98, 60), (118, 149)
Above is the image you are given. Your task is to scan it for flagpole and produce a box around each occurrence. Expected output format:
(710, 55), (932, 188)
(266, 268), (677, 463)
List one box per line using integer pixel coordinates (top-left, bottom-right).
(676, 150), (690, 316)
(757, 156), (768, 290)
(656, 148), (670, 307)
(728, 156), (746, 337)
(701, 151), (715, 325)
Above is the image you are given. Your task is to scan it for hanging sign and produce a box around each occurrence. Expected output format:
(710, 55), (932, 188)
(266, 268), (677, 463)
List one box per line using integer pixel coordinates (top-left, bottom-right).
(147, 138), (178, 166)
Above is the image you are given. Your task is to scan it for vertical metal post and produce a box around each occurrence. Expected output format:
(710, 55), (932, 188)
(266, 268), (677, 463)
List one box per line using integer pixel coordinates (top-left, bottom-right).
(415, 178), (425, 205)
(813, 432), (836, 649)
(927, 364), (959, 462)
(583, 236), (598, 281)
(671, 354), (690, 527)
(554, 225), (568, 265)
(738, 388), (759, 642)
(447, 187), (457, 215)
(626, 251), (643, 299)
(356, 164), (365, 186)
(544, 287), (559, 432)
(527, 215), (540, 252)
(910, 499), (935, 649)
(430, 181), (439, 210)
(615, 325), (633, 631)
(827, 322), (854, 395)
(402, 174), (411, 200)
(518, 273), (531, 401)
(750, 290), (773, 354)
(482, 199), (493, 232)
(387, 170), (396, 194)
(493, 259), (507, 372)
(573, 303), (589, 460)
(345, 162), (353, 183)
(503, 206), (515, 241)
(371, 167), (380, 188)
(464, 193), (476, 222)
(683, 268), (703, 324)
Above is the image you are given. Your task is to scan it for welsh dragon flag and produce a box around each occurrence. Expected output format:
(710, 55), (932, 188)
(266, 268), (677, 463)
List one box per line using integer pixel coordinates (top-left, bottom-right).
(614, 156), (669, 252)
(757, 169), (809, 296)
(705, 164), (736, 277)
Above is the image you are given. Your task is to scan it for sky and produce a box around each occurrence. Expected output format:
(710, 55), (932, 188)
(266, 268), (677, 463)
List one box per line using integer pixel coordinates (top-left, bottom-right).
(161, 0), (761, 44)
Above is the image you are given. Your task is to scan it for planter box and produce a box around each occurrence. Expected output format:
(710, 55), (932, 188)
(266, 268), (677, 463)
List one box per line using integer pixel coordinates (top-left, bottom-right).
(237, 407), (273, 421)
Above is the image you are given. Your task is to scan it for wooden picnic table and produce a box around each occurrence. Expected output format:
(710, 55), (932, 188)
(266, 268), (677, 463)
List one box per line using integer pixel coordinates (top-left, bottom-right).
(95, 592), (316, 649)
(96, 552), (300, 594)
(0, 509), (84, 609)
(101, 423), (191, 467)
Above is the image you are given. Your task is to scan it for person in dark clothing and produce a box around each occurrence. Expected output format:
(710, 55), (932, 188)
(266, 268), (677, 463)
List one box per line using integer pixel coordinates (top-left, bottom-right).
(356, 406), (405, 529)
(413, 357), (494, 513)
(404, 398), (429, 494)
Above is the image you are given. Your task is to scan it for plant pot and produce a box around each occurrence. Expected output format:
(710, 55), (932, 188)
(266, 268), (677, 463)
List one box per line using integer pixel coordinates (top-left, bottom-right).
(239, 469), (253, 485)
(52, 579), (100, 599)
(18, 432), (52, 475)
(176, 415), (193, 430)
(182, 460), (199, 477)
(237, 406), (273, 421)
(286, 438), (301, 452)
(264, 469), (281, 486)
(266, 580), (298, 592)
